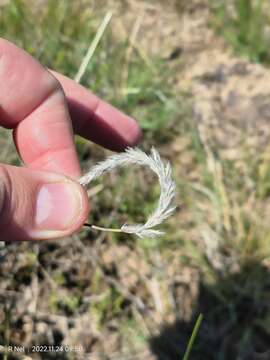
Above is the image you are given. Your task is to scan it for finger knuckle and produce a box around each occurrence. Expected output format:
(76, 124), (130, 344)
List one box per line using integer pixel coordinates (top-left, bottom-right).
(0, 166), (12, 227)
(46, 70), (63, 94)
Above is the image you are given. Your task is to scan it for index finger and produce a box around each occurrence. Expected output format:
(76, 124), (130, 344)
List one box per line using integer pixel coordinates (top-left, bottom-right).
(51, 71), (142, 152)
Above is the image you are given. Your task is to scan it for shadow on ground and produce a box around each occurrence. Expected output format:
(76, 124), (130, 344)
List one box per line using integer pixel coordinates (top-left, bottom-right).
(150, 263), (270, 360)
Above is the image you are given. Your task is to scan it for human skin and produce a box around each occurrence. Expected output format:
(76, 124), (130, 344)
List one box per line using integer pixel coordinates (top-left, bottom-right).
(0, 38), (141, 241)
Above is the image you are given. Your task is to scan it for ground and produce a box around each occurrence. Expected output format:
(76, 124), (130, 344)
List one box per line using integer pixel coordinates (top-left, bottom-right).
(1, 0), (270, 359)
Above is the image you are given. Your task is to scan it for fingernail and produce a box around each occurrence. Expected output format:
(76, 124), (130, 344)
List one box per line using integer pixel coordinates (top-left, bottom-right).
(35, 180), (83, 232)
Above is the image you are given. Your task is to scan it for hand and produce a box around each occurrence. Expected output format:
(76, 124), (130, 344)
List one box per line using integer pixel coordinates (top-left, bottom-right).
(0, 39), (141, 241)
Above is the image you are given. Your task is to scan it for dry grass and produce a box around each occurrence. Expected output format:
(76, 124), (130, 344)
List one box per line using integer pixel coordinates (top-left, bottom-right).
(1, 0), (270, 359)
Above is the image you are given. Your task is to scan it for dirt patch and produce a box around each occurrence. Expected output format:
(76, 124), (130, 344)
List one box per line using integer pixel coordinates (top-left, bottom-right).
(113, 0), (270, 157)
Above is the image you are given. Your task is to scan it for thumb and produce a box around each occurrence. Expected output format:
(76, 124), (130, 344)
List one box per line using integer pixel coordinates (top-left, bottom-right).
(0, 165), (89, 241)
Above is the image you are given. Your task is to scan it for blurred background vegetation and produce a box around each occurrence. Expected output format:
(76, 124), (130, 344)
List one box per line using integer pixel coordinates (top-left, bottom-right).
(1, 0), (270, 359)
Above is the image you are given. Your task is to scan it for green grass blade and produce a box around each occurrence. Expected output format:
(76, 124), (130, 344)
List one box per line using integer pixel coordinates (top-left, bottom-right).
(182, 313), (203, 360)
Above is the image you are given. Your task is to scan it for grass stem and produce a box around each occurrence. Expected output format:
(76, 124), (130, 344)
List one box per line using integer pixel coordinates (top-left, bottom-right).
(84, 223), (122, 233)
(75, 11), (113, 83)
(182, 313), (203, 360)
